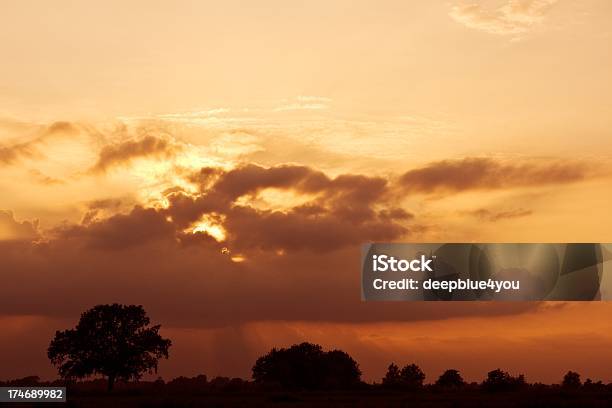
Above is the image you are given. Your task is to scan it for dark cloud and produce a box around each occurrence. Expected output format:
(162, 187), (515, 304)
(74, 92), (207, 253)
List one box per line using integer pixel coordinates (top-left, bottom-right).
(86, 198), (126, 210)
(90, 135), (182, 173)
(0, 162), (546, 331)
(58, 206), (176, 250)
(196, 164), (388, 203)
(187, 167), (223, 190)
(165, 164), (405, 252)
(210, 164), (329, 199)
(80, 197), (134, 225)
(222, 205), (404, 252)
(0, 230), (539, 329)
(466, 208), (533, 222)
(399, 157), (588, 193)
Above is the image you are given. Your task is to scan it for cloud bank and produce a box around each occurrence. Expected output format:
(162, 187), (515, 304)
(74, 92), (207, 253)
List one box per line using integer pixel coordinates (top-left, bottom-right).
(399, 157), (587, 193)
(449, 0), (558, 36)
(0, 160), (545, 329)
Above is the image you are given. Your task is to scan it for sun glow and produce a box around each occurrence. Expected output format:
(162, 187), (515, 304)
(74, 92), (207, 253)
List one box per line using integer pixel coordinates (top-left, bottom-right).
(230, 255), (246, 263)
(189, 214), (227, 242)
(235, 188), (320, 212)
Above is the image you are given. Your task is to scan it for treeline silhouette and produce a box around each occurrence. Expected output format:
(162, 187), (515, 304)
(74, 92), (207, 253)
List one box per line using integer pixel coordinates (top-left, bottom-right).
(36, 304), (612, 393)
(5, 304), (608, 407)
(1, 365), (610, 394)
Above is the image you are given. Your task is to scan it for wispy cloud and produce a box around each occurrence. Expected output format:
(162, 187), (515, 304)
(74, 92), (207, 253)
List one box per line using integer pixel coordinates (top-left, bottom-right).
(273, 96), (331, 112)
(0, 121), (79, 166)
(449, 0), (558, 37)
(465, 207), (533, 222)
(89, 135), (183, 174)
(399, 157), (590, 193)
(28, 169), (64, 185)
(272, 103), (328, 112)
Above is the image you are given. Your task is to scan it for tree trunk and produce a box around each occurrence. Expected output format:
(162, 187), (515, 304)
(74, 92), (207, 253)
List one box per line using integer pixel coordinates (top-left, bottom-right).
(107, 374), (115, 392)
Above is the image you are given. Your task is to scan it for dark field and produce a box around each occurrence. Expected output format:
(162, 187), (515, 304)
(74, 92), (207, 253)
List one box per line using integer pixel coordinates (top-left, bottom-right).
(5, 389), (612, 408)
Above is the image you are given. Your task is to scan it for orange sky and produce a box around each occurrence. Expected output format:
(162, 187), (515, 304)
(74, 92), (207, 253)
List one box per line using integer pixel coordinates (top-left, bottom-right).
(1, 0), (612, 383)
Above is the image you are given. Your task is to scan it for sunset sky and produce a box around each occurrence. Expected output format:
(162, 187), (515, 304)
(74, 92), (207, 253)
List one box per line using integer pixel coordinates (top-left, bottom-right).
(1, 0), (612, 383)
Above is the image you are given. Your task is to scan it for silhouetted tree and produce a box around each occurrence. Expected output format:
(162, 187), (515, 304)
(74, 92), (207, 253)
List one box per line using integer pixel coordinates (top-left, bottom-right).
(321, 349), (362, 389)
(253, 342), (323, 389)
(252, 342), (361, 390)
(562, 371), (581, 388)
(382, 363), (402, 388)
(482, 369), (526, 392)
(436, 369), (465, 389)
(583, 378), (604, 391)
(383, 363), (425, 390)
(48, 304), (171, 391)
(400, 364), (426, 390)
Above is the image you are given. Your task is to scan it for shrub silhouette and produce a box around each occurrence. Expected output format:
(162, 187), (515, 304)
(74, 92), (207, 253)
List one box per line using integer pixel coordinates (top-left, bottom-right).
(583, 378), (604, 390)
(382, 363), (425, 390)
(167, 374), (207, 391)
(2, 376), (41, 386)
(48, 304), (171, 391)
(562, 370), (581, 388)
(435, 369), (466, 389)
(482, 369), (526, 392)
(252, 342), (361, 390)
(382, 363), (402, 388)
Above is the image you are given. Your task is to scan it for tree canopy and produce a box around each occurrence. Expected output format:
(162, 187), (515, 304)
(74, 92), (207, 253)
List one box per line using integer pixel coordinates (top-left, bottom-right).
(562, 371), (582, 388)
(48, 304), (171, 391)
(482, 369), (526, 392)
(436, 369), (466, 389)
(252, 342), (361, 389)
(382, 363), (426, 389)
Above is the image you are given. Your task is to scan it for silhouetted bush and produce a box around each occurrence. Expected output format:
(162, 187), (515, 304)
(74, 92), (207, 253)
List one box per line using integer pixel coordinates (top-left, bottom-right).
(482, 369), (526, 392)
(166, 374), (207, 392)
(1, 376), (41, 386)
(435, 369), (466, 389)
(582, 378), (606, 391)
(562, 371), (581, 388)
(208, 376), (231, 389)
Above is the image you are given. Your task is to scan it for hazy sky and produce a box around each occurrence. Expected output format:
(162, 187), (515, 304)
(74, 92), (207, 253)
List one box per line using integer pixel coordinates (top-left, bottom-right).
(1, 0), (612, 383)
